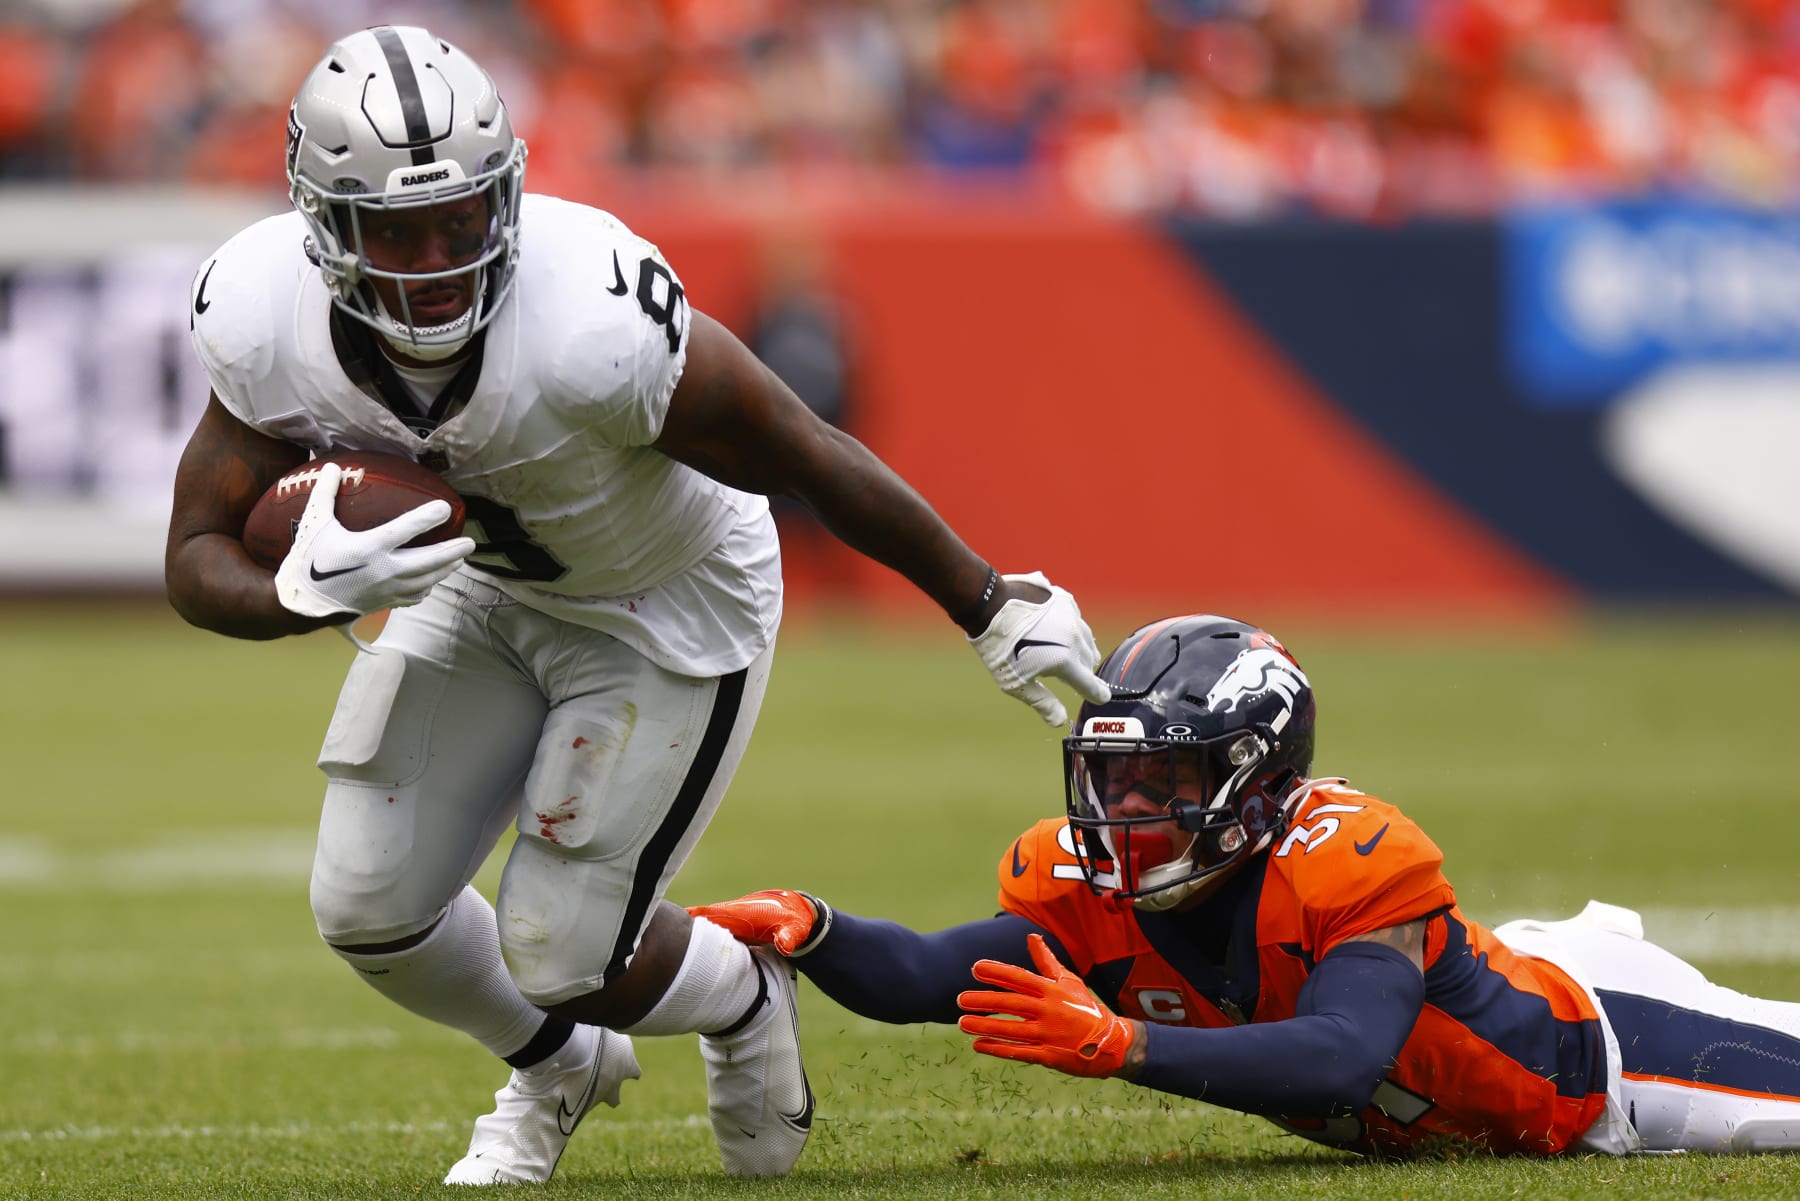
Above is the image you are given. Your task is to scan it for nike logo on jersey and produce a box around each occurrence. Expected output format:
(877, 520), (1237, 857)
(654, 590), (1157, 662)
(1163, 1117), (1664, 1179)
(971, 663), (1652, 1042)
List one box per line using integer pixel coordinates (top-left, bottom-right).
(193, 261), (215, 315)
(1010, 840), (1030, 877)
(1354, 823), (1390, 856)
(1011, 638), (1064, 660)
(606, 250), (629, 296)
(309, 562), (360, 581)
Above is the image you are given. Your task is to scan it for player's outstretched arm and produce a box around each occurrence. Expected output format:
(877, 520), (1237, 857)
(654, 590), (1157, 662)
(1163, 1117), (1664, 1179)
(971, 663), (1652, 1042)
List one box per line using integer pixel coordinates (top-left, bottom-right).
(959, 922), (1428, 1118)
(958, 933), (1140, 1078)
(690, 890), (1057, 1025)
(654, 313), (1107, 724)
(165, 394), (332, 640)
(688, 889), (832, 957)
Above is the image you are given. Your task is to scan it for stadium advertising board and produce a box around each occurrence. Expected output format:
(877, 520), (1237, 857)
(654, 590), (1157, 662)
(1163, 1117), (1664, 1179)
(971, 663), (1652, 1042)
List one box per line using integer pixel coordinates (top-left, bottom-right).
(0, 189), (1793, 604)
(1505, 201), (1800, 406)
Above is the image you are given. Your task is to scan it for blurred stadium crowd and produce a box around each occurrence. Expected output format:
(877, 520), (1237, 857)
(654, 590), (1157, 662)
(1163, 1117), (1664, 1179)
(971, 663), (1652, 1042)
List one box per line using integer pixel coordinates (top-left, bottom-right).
(1, 0), (1796, 219)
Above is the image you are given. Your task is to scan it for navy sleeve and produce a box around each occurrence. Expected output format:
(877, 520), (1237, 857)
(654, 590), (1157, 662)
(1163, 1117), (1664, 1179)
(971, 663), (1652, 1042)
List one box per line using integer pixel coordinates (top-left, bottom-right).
(797, 911), (1057, 1025)
(1132, 942), (1424, 1118)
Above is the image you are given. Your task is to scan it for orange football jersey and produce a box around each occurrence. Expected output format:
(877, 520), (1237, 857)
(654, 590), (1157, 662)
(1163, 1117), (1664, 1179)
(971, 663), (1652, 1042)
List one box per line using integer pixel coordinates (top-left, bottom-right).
(995, 782), (1608, 1156)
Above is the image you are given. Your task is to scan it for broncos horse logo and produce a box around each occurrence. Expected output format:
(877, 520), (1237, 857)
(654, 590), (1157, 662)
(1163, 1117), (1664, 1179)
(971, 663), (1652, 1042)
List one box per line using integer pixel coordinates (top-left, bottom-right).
(1202, 647), (1309, 715)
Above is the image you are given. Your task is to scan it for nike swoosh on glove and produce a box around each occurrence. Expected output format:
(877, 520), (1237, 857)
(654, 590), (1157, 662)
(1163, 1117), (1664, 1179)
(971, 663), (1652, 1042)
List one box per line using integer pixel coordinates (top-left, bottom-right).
(968, 571), (1109, 725)
(688, 890), (832, 958)
(273, 462), (476, 620)
(957, 933), (1135, 1079)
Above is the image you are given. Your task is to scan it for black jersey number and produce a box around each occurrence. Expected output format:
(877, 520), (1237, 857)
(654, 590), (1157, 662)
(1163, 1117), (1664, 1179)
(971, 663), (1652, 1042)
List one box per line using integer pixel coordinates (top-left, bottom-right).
(459, 494), (569, 583)
(634, 257), (686, 354)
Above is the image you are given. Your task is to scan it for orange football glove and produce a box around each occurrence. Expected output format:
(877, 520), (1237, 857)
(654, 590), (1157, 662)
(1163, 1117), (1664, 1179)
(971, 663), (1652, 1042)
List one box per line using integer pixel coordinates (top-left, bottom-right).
(686, 889), (830, 957)
(957, 933), (1136, 1079)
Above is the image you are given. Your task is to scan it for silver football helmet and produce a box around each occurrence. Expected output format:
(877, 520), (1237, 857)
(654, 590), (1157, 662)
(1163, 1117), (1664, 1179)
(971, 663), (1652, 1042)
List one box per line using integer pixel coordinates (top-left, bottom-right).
(286, 25), (526, 360)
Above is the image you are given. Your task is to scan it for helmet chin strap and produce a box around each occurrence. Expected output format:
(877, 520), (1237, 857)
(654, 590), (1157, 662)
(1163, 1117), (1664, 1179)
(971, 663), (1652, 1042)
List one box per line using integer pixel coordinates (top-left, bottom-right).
(1129, 821), (1248, 911)
(1130, 862), (1210, 911)
(1126, 760), (1263, 912)
(379, 323), (473, 361)
(374, 303), (477, 362)
(1129, 775), (1333, 911)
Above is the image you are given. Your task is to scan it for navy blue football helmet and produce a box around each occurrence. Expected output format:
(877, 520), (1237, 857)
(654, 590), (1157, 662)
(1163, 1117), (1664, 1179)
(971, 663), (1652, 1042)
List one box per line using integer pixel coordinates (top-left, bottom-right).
(1063, 615), (1316, 910)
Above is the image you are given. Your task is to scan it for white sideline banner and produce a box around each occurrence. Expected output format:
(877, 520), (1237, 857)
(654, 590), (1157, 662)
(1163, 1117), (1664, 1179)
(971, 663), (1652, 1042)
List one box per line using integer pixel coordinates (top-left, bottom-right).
(0, 186), (280, 586)
(0, 496), (170, 586)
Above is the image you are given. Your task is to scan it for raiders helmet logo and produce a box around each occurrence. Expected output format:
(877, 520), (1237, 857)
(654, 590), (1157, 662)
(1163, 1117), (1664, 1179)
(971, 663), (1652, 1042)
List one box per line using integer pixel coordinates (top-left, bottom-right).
(285, 104), (304, 178)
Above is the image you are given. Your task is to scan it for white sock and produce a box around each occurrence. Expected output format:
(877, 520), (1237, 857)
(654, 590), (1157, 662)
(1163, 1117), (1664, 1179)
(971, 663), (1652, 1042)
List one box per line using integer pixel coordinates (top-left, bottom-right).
(622, 916), (763, 1037)
(513, 1022), (595, 1079)
(330, 885), (548, 1060)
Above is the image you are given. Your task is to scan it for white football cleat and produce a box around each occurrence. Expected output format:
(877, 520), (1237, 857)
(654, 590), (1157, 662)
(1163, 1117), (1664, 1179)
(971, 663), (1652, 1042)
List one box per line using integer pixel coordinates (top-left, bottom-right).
(700, 946), (814, 1177)
(443, 1024), (639, 1186)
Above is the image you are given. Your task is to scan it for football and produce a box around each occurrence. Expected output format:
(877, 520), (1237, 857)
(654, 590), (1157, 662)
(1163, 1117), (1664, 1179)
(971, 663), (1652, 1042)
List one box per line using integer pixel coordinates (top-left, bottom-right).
(242, 451), (466, 571)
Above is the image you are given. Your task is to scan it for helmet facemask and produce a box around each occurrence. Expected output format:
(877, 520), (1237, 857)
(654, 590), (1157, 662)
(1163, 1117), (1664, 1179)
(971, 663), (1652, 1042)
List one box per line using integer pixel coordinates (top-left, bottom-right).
(292, 144), (524, 361)
(1065, 726), (1292, 911)
(1060, 614), (1317, 912)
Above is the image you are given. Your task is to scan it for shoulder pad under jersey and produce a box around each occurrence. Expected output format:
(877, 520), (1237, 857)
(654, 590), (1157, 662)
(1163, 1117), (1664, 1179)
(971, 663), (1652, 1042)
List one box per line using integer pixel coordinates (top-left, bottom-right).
(1267, 783), (1455, 957)
(514, 195), (691, 446)
(188, 212), (312, 419)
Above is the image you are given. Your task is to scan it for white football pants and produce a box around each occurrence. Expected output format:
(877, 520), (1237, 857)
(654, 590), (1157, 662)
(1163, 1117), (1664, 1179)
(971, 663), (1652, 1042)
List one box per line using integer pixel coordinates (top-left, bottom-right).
(308, 569), (774, 1006)
(1498, 902), (1800, 1155)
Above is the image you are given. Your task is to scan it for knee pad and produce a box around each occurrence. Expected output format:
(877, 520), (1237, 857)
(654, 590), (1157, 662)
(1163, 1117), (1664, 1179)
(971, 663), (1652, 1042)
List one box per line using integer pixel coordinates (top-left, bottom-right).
(494, 854), (625, 1008)
(507, 970), (580, 1011)
(310, 810), (450, 945)
(500, 917), (606, 1009)
(310, 873), (443, 947)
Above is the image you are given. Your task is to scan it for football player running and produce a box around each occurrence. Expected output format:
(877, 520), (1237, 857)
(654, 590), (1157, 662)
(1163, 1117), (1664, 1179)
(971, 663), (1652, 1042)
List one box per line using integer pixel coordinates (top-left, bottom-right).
(695, 615), (1800, 1159)
(165, 26), (1107, 1186)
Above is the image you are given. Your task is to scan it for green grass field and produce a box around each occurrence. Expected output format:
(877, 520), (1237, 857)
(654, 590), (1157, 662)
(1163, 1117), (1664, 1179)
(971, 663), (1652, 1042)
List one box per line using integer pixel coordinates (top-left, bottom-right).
(6, 602), (1800, 1199)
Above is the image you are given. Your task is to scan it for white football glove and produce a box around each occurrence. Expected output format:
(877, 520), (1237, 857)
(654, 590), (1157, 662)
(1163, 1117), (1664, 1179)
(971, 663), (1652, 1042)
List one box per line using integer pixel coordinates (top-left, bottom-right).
(273, 462), (476, 620)
(968, 571), (1110, 726)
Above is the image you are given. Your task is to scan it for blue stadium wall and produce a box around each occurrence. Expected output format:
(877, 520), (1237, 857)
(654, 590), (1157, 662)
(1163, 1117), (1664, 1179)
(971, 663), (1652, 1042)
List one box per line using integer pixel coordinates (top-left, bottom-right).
(1167, 214), (1791, 603)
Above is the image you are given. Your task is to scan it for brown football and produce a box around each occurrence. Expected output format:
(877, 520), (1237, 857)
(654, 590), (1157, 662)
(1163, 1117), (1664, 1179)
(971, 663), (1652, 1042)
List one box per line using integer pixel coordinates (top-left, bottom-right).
(242, 451), (466, 571)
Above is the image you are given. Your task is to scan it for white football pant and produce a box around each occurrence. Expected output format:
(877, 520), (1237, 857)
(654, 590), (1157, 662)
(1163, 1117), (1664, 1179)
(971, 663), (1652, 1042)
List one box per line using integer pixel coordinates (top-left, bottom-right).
(1499, 902), (1800, 1155)
(309, 568), (774, 1006)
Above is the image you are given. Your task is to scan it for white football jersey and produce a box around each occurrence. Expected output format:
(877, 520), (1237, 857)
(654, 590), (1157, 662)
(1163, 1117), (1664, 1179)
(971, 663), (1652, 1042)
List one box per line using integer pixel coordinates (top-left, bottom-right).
(189, 194), (780, 676)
